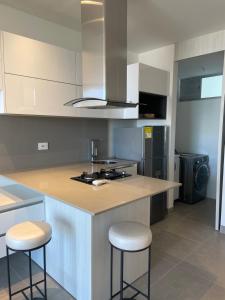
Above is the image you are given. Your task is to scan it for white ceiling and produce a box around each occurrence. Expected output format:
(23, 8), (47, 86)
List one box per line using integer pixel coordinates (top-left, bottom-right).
(0, 0), (225, 53)
(0, 0), (81, 31)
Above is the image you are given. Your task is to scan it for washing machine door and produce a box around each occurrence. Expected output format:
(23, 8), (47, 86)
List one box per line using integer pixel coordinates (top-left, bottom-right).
(194, 163), (210, 191)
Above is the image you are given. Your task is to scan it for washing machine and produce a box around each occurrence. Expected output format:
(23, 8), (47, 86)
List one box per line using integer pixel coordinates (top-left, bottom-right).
(179, 153), (210, 204)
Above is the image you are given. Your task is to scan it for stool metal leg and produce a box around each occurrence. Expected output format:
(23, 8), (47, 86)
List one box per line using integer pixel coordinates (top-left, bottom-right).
(43, 245), (47, 300)
(6, 243), (50, 300)
(148, 246), (151, 300)
(29, 251), (33, 300)
(110, 245), (113, 300)
(6, 247), (12, 300)
(120, 251), (124, 300)
(110, 245), (151, 300)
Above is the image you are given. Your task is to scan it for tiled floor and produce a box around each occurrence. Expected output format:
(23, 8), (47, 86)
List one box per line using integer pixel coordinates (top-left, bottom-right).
(1, 198), (224, 300)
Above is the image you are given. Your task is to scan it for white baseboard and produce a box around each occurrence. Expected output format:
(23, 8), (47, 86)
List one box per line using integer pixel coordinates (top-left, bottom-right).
(220, 225), (225, 234)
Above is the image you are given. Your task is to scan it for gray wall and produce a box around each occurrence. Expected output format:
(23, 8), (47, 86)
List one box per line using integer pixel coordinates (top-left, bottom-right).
(0, 116), (108, 172)
(176, 98), (221, 199)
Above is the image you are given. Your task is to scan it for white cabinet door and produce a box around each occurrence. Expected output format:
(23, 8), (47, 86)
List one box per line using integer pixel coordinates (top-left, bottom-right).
(127, 64), (139, 103)
(0, 203), (44, 258)
(4, 74), (80, 117)
(0, 33), (5, 113)
(139, 63), (169, 96)
(0, 33), (4, 91)
(0, 236), (5, 259)
(3, 32), (77, 85)
(4, 74), (136, 119)
(76, 52), (83, 86)
(128, 63), (169, 97)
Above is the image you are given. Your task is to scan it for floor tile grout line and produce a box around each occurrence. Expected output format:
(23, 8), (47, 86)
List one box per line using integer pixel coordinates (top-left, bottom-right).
(149, 201), (220, 291)
(150, 258), (184, 288)
(168, 207), (216, 227)
(150, 244), (217, 290)
(154, 228), (207, 246)
(150, 236), (207, 288)
(155, 213), (217, 244)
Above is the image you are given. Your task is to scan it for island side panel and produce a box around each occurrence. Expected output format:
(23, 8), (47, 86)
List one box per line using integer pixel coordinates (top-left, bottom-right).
(91, 196), (150, 300)
(32, 196), (93, 300)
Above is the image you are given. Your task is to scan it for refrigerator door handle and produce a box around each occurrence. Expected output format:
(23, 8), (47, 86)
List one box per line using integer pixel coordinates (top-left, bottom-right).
(164, 126), (169, 157)
(140, 159), (145, 176)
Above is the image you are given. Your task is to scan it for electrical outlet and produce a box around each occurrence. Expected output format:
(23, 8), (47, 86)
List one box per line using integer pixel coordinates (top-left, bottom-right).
(37, 142), (49, 151)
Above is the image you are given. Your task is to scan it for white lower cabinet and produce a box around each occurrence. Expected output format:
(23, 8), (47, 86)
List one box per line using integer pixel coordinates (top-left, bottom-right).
(0, 203), (44, 258)
(0, 236), (5, 258)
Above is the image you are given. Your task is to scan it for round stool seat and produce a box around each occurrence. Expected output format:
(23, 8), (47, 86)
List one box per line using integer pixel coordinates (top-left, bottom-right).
(109, 222), (152, 251)
(6, 221), (52, 251)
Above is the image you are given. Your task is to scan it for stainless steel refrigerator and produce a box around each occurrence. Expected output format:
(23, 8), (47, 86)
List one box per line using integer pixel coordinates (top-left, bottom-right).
(114, 126), (168, 224)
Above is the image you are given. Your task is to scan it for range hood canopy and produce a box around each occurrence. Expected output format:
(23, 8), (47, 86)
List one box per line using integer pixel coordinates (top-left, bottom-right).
(64, 0), (138, 109)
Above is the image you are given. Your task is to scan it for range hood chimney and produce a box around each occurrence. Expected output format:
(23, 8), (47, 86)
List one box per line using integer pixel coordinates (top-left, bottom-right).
(64, 0), (137, 109)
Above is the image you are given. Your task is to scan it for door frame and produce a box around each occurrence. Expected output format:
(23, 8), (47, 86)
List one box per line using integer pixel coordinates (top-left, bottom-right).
(173, 51), (225, 230)
(215, 51), (225, 230)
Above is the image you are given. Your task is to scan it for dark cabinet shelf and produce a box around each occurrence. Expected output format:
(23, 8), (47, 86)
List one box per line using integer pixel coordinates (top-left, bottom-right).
(139, 92), (167, 120)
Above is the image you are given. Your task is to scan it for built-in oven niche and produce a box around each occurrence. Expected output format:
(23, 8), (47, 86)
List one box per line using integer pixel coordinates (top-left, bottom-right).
(139, 92), (167, 119)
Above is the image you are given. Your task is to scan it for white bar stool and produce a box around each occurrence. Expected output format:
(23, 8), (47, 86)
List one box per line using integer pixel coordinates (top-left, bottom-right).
(6, 221), (52, 300)
(109, 221), (152, 300)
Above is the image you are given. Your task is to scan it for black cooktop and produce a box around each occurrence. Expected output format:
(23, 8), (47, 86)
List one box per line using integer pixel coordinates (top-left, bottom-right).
(71, 169), (131, 184)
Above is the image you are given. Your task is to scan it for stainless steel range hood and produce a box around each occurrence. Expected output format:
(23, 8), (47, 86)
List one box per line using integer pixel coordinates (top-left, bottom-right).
(64, 0), (137, 109)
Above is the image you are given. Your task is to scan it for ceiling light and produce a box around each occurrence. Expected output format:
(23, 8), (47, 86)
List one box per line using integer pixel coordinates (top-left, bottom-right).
(81, 1), (103, 5)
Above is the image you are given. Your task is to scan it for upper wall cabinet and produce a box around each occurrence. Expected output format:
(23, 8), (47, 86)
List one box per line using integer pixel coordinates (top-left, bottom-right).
(75, 52), (83, 86)
(125, 63), (170, 120)
(0, 31), (141, 119)
(139, 64), (169, 96)
(3, 73), (130, 119)
(4, 73), (81, 117)
(127, 63), (170, 100)
(3, 32), (78, 85)
(0, 31), (90, 118)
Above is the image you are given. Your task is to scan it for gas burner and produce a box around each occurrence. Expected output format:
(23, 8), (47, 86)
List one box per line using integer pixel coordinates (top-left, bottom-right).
(76, 171), (99, 184)
(71, 169), (131, 184)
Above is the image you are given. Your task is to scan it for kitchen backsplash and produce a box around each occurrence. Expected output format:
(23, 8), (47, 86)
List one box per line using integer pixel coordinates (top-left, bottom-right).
(0, 116), (109, 172)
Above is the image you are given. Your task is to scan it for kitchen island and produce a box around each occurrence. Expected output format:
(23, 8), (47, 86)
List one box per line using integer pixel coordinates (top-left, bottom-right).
(1, 162), (180, 300)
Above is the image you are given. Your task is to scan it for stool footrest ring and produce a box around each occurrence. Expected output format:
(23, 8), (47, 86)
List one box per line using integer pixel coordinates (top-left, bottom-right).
(111, 279), (149, 299)
(11, 279), (45, 298)
(123, 280), (149, 299)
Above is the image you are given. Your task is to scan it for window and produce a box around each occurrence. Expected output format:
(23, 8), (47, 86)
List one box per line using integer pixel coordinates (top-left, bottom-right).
(201, 75), (223, 99)
(179, 74), (223, 102)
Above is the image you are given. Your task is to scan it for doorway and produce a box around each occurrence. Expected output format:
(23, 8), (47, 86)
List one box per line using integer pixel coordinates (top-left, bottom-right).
(174, 51), (224, 229)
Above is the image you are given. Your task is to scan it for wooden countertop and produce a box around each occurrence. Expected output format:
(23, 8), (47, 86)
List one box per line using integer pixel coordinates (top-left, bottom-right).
(3, 163), (181, 215)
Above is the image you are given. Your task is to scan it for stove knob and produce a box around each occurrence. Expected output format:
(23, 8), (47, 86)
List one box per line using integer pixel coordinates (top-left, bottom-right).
(81, 171), (88, 178)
